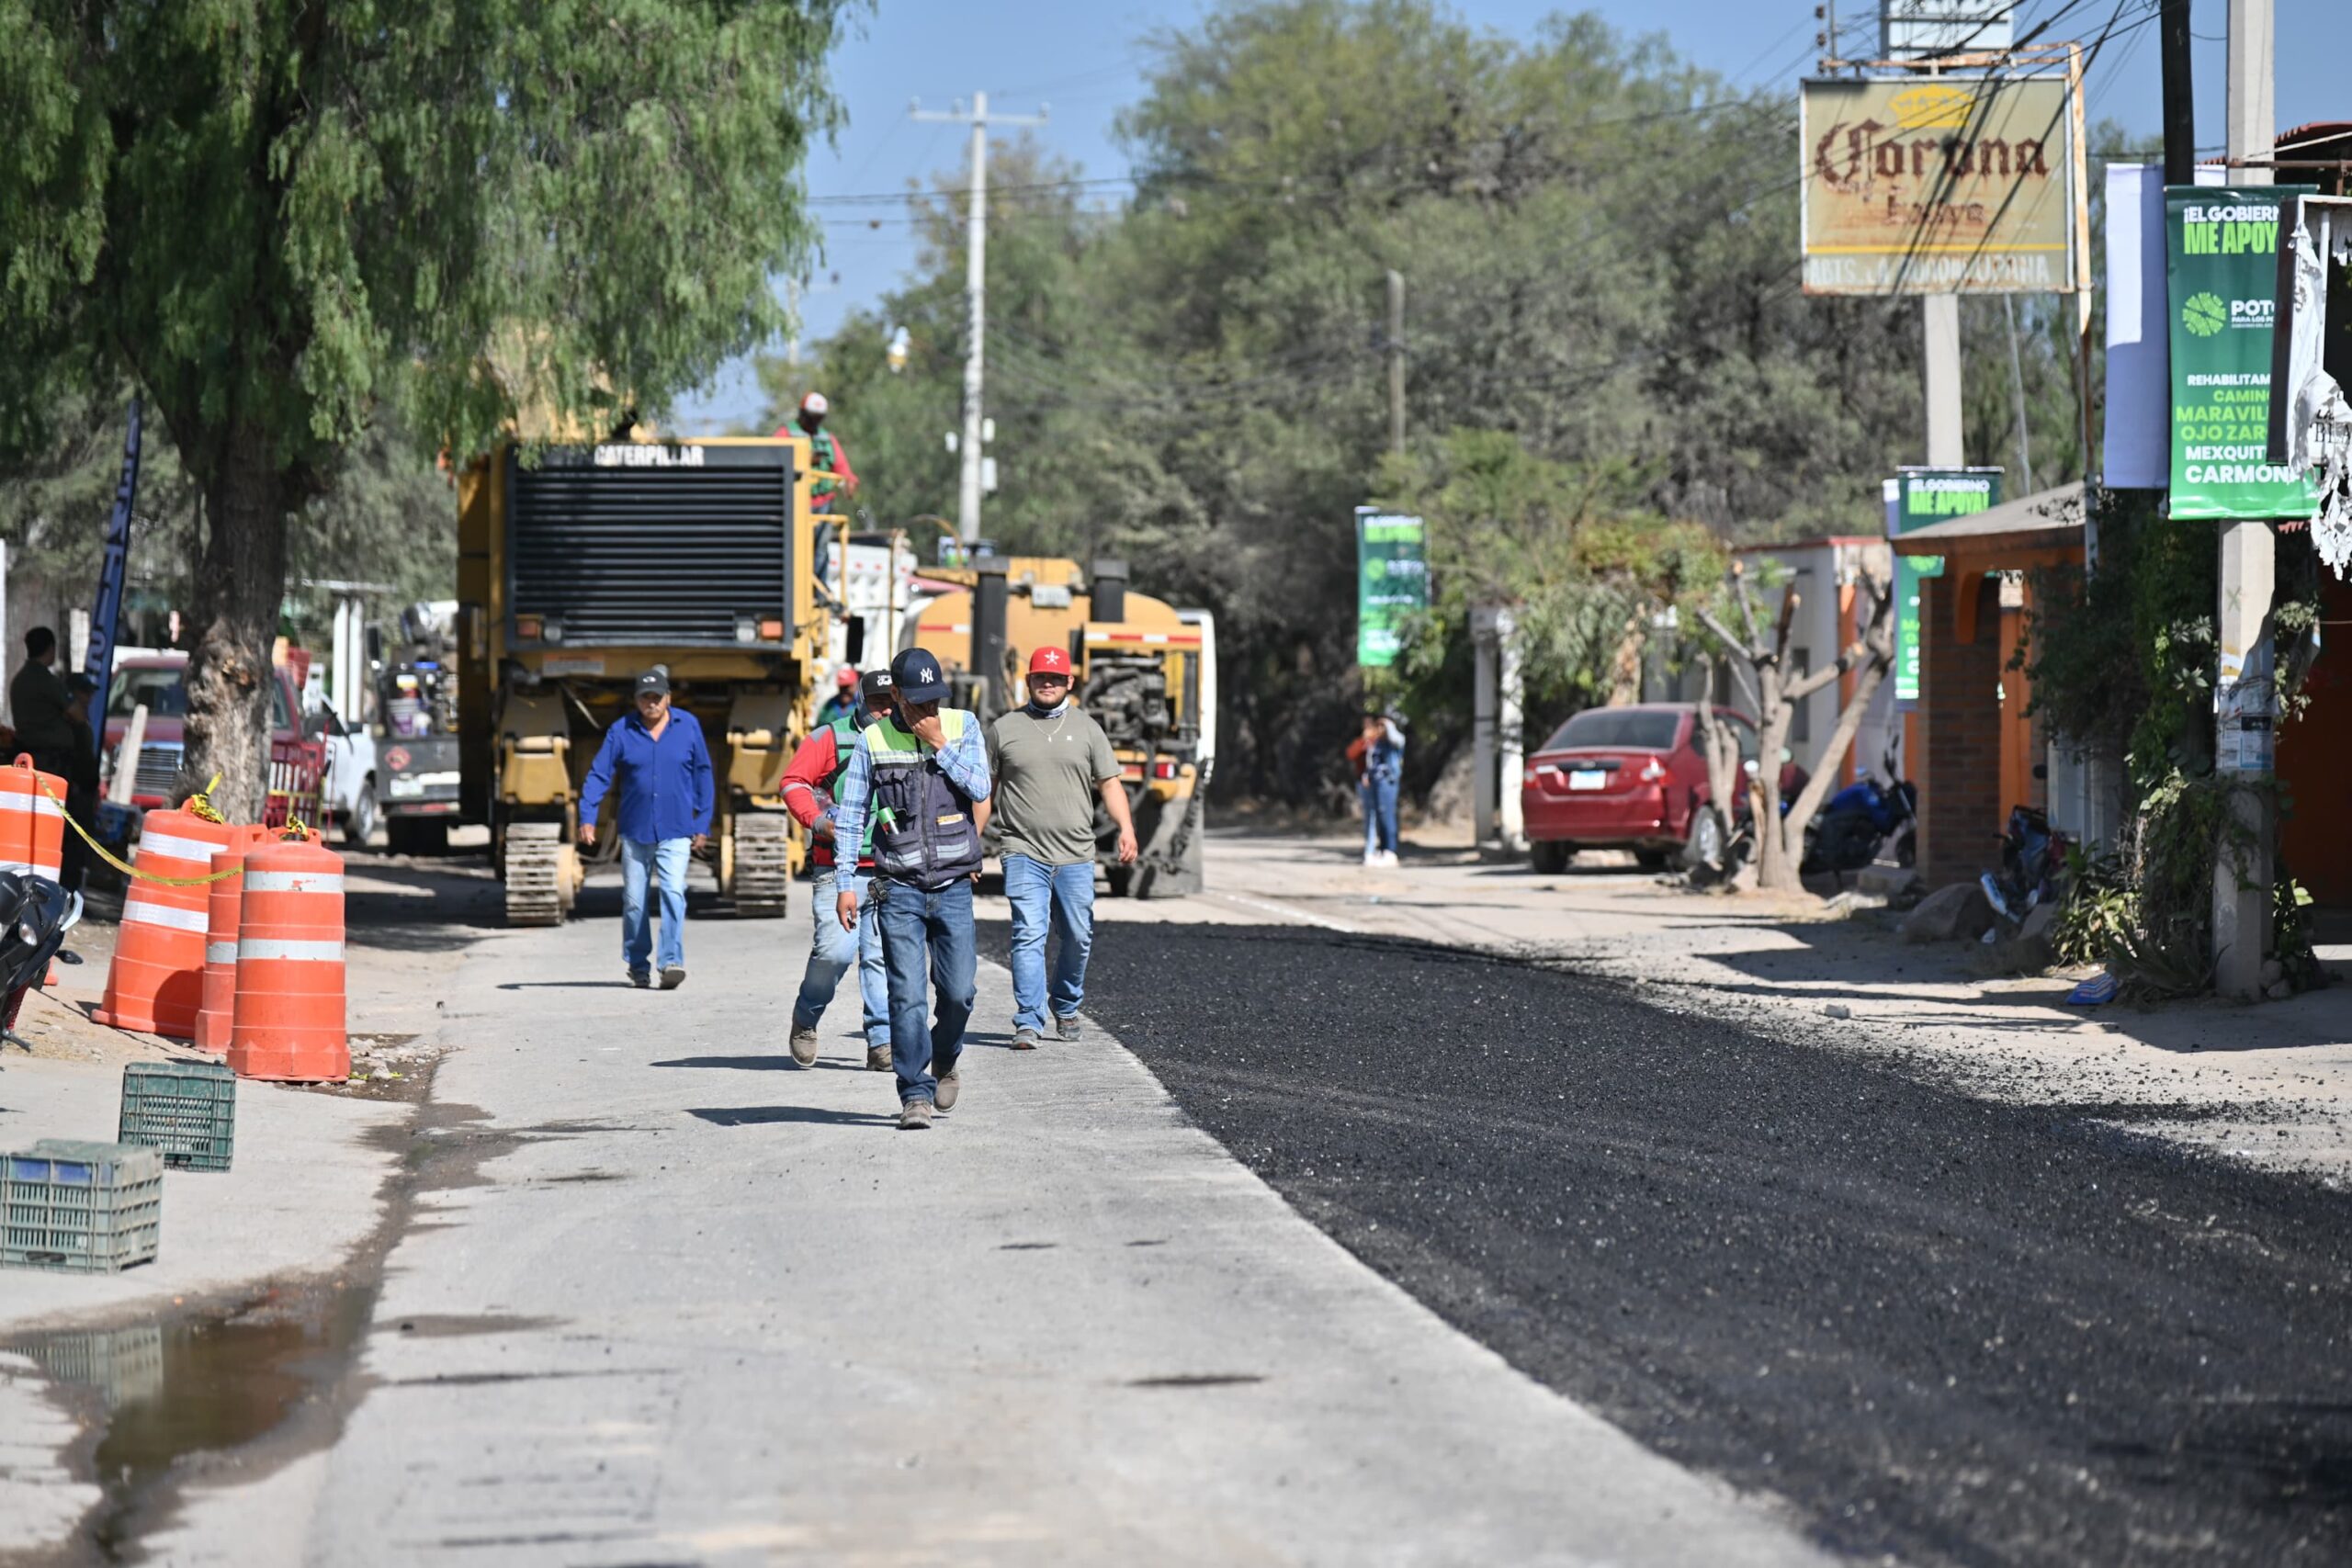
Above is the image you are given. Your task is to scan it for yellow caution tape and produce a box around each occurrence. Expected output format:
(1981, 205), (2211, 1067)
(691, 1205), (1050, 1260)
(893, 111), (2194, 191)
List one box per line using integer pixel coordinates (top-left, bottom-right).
(186, 774), (227, 824)
(34, 779), (246, 887)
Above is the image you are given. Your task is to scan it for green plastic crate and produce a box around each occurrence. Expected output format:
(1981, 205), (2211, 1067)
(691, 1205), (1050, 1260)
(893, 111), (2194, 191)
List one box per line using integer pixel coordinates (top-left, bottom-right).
(119, 1059), (236, 1172)
(2, 1139), (163, 1273)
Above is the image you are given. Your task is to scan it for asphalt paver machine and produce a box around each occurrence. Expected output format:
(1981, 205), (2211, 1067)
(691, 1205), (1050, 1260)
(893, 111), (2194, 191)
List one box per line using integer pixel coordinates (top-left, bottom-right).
(910, 556), (1213, 898)
(456, 436), (833, 926)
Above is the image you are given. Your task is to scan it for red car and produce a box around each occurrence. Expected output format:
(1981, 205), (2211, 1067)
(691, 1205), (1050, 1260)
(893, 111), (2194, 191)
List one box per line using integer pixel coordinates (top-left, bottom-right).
(1521, 703), (1758, 873)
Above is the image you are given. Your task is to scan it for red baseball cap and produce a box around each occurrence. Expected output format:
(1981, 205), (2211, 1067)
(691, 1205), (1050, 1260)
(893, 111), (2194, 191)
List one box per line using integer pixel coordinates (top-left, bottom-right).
(1028, 646), (1072, 677)
(835, 666), (858, 687)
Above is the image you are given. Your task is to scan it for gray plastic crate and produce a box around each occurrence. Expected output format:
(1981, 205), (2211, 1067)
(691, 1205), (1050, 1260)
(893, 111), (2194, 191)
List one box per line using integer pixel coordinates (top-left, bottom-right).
(119, 1059), (236, 1171)
(2, 1139), (163, 1273)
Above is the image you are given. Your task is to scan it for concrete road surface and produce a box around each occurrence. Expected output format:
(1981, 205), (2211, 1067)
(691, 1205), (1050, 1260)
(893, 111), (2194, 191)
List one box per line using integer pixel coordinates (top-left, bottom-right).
(139, 886), (1829, 1566)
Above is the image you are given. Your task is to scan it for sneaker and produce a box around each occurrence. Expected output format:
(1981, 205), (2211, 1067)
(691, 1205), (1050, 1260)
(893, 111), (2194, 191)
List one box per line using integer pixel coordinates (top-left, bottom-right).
(1362, 850), (1379, 866)
(865, 1043), (892, 1072)
(788, 1027), (820, 1066)
(934, 1065), (961, 1111)
(1054, 1013), (1082, 1043)
(1380, 850), (1401, 868)
(898, 1100), (933, 1131)
(660, 965), (686, 991)
(628, 969), (651, 989)
(1012, 1026), (1042, 1051)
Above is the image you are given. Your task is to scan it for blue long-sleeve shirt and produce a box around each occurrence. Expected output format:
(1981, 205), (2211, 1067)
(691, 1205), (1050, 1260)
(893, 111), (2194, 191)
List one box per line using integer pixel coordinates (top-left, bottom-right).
(831, 710), (991, 878)
(580, 708), (715, 843)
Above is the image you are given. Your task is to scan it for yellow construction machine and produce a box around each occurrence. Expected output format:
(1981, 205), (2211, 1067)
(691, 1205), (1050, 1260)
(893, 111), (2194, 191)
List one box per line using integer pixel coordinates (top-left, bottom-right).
(908, 557), (1215, 898)
(455, 436), (835, 926)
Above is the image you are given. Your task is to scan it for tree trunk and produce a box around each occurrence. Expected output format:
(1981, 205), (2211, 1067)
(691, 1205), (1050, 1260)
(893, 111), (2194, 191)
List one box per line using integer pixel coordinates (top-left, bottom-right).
(1606, 610), (1645, 706)
(1752, 686), (1800, 892)
(182, 431), (291, 821)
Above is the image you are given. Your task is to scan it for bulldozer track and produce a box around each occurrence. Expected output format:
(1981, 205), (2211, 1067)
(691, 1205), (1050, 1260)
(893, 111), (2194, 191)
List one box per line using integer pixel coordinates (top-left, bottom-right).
(731, 811), (791, 919)
(504, 822), (568, 928)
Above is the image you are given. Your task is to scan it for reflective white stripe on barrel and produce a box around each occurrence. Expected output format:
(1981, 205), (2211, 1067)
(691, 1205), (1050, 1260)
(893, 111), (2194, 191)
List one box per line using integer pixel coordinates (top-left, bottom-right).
(122, 899), (209, 932)
(206, 942), (238, 965)
(0, 860), (30, 874)
(140, 830), (223, 863)
(0, 794), (62, 817)
(243, 871), (345, 895)
(239, 938), (345, 963)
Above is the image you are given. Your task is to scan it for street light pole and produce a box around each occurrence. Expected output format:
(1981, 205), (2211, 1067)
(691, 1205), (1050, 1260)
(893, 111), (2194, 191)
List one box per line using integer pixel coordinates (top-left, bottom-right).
(912, 93), (1048, 546)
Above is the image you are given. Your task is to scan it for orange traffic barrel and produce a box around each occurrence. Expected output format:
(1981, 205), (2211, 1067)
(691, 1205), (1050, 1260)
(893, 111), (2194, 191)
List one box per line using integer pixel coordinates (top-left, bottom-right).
(0, 755), (65, 879)
(193, 827), (270, 1055)
(226, 838), (348, 1082)
(95, 808), (244, 1039)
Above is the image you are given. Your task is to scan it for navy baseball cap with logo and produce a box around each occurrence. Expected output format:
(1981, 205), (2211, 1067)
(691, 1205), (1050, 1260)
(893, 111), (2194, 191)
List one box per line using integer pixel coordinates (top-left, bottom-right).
(890, 647), (951, 704)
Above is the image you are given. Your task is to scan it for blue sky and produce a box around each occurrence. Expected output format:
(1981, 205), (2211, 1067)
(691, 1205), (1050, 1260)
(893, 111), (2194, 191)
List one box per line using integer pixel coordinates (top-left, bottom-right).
(670, 0), (2347, 432)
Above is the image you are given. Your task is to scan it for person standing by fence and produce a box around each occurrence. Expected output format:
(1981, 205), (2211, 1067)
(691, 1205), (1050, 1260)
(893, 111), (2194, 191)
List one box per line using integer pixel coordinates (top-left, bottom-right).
(580, 668), (712, 989)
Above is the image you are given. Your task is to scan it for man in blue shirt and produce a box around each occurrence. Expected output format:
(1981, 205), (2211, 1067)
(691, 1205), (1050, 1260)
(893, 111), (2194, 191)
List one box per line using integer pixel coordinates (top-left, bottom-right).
(831, 647), (991, 1130)
(580, 667), (714, 989)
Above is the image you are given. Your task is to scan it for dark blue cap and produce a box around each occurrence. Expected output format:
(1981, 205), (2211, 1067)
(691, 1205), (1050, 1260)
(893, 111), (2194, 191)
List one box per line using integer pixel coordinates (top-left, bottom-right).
(890, 647), (950, 704)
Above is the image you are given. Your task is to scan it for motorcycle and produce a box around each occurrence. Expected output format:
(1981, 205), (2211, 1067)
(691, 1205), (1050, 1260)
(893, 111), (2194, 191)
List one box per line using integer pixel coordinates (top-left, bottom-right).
(0, 871), (83, 1054)
(1980, 804), (2071, 923)
(1801, 746), (1918, 874)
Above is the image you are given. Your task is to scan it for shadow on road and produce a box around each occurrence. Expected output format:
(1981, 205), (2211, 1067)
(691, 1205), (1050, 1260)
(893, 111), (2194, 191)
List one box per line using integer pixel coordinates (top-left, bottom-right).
(686, 1105), (897, 1127)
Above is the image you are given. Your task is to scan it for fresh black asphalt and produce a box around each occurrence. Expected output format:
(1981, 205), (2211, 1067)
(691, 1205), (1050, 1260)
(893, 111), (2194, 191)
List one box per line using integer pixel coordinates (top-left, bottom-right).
(1011, 919), (2352, 1566)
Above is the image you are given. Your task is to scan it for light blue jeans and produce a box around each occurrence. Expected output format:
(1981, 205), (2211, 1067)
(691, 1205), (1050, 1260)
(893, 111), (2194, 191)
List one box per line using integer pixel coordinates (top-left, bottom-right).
(792, 868), (888, 1047)
(1002, 853), (1096, 1034)
(619, 836), (691, 974)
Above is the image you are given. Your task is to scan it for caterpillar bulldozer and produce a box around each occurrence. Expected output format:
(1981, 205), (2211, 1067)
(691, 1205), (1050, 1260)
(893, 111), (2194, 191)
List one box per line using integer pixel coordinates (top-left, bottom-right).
(455, 436), (835, 926)
(908, 556), (1214, 898)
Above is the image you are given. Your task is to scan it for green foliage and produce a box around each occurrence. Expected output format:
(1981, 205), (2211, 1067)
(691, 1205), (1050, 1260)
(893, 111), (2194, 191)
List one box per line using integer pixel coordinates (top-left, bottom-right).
(1380, 431), (1723, 726)
(0, 0), (852, 808)
(808, 0), (1951, 799)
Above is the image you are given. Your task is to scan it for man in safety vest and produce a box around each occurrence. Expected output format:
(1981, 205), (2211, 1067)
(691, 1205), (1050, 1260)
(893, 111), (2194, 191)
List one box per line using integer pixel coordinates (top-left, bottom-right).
(830, 647), (992, 1131)
(780, 391), (857, 511)
(781, 667), (893, 1071)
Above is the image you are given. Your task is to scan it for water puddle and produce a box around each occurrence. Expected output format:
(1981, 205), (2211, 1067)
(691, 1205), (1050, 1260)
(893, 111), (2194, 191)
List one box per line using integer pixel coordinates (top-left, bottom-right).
(6, 1278), (374, 1557)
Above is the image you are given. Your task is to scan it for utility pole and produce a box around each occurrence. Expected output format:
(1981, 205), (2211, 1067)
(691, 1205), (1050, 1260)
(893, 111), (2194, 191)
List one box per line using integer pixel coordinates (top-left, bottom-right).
(1922, 295), (1962, 468)
(1385, 269), (1406, 457)
(2213, 0), (2277, 1000)
(911, 92), (1048, 545)
(2160, 0), (2195, 186)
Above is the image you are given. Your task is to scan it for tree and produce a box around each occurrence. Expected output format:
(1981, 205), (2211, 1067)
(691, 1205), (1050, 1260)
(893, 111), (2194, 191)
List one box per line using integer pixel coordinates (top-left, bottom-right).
(0, 3), (848, 814)
(1693, 560), (1894, 894)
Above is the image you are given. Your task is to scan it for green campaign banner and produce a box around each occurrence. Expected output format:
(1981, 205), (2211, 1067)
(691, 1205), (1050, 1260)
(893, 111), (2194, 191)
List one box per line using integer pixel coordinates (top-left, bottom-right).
(2165, 186), (2320, 521)
(1355, 509), (1427, 668)
(1890, 468), (2002, 704)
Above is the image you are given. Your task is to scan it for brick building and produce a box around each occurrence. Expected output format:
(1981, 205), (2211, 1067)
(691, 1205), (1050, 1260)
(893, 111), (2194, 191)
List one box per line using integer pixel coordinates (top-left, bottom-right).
(1894, 484), (2086, 891)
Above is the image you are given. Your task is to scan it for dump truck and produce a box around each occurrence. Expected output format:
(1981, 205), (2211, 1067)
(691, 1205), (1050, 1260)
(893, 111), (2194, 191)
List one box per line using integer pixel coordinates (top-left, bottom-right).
(455, 436), (833, 926)
(907, 556), (1214, 898)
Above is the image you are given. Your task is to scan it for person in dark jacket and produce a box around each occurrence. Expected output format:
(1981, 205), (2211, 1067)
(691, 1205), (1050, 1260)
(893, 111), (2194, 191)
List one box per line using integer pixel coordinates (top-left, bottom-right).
(579, 668), (714, 989)
(59, 673), (102, 892)
(9, 627), (75, 779)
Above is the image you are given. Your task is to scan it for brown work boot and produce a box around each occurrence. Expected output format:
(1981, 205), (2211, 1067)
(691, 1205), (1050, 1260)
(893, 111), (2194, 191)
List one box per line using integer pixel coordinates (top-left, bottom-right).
(933, 1065), (960, 1111)
(898, 1100), (933, 1131)
(1012, 1026), (1042, 1051)
(788, 1027), (820, 1067)
(865, 1043), (891, 1072)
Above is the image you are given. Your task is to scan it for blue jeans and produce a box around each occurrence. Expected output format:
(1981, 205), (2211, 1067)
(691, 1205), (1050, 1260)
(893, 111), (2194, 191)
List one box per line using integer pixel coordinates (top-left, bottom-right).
(792, 868), (888, 1047)
(1002, 854), (1095, 1034)
(1363, 773), (1399, 854)
(871, 877), (977, 1106)
(619, 837), (691, 973)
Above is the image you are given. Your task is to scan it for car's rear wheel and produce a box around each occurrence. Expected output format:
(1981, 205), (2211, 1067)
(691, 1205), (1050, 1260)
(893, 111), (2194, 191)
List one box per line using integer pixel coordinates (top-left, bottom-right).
(1529, 839), (1572, 874)
(1683, 806), (1727, 872)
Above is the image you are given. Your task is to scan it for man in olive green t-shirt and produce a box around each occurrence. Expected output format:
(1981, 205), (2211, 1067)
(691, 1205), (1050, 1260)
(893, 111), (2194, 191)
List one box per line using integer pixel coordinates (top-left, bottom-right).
(987, 646), (1137, 1048)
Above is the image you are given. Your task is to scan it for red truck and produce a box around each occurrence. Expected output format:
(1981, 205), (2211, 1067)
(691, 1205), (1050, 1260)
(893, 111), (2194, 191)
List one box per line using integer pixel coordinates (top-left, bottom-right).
(101, 653), (325, 827)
